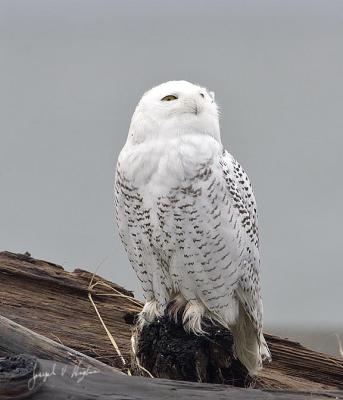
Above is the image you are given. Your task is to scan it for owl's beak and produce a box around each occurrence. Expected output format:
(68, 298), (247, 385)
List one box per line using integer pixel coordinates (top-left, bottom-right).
(184, 98), (200, 115)
(191, 100), (200, 115)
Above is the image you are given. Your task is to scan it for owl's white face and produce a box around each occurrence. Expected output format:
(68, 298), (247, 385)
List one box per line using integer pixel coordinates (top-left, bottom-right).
(128, 81), (221, 144)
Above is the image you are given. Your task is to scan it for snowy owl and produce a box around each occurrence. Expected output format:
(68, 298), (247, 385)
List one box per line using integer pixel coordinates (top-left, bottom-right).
(115, 80), (271, 375)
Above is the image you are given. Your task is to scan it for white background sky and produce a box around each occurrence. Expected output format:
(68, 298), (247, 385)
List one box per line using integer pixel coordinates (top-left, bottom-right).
(1, 0), (342, 329)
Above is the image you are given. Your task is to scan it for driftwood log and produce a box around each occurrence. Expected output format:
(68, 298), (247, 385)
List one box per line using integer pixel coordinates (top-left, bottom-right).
(0, 315), (121, 374)
(1, 355), (343, 400)
(0, 251), (141, 369)
(0, 251), (343, 398)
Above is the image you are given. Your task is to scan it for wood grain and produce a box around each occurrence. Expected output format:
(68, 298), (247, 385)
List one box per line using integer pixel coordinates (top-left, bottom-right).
(1, 356), (342, 400)
(0, 251), (141, 369)
(0, 251), (342, 392)
(0, 315), (121, 374)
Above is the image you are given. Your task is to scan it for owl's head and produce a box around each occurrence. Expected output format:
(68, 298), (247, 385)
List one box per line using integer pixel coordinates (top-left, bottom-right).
(128, 81), (221, 144)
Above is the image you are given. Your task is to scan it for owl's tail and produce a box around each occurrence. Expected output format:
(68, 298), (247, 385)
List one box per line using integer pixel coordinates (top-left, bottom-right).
(230, 305), (271, 376)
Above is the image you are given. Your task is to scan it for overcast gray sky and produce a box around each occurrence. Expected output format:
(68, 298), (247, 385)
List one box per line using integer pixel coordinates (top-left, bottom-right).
(0, 0), (342, 329)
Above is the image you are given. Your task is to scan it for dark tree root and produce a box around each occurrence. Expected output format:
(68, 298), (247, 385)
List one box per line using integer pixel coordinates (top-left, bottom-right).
(0, 354), (43, 399)
(136, 315), (252, 387)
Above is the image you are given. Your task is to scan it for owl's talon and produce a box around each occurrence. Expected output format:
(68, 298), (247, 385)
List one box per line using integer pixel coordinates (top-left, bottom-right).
(138, 299), (162, 329)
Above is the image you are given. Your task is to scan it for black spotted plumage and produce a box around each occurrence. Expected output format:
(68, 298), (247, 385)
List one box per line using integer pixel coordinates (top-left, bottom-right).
(115, 80), (271, 375)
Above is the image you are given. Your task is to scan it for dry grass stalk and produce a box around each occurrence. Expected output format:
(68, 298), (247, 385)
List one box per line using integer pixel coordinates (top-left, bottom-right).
(88, 269), (132, 375)
(130, 329), (154, 378)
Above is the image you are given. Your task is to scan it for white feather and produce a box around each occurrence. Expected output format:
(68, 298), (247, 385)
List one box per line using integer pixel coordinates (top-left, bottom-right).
(115, 80), (271, 375)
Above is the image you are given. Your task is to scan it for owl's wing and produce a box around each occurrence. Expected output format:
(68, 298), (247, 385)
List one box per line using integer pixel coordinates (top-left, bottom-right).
(219, 150), (271, 369)
(219, 150), (262, 330)
(220, 150), (259, 249)
(114, 165), (154, 300)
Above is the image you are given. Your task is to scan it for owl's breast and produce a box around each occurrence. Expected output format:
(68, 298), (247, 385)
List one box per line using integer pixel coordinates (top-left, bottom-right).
(118, 134), (222, 200)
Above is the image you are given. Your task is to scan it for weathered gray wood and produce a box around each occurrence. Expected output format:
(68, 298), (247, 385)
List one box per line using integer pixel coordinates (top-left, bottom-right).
(0, 251), (141, 370)
(7, 357), (343, 400)
(1, 251), (343, 391)
(0, 315), (121, 375)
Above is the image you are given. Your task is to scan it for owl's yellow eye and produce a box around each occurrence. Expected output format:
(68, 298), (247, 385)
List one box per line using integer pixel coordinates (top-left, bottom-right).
(161, 95), (178, 101)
